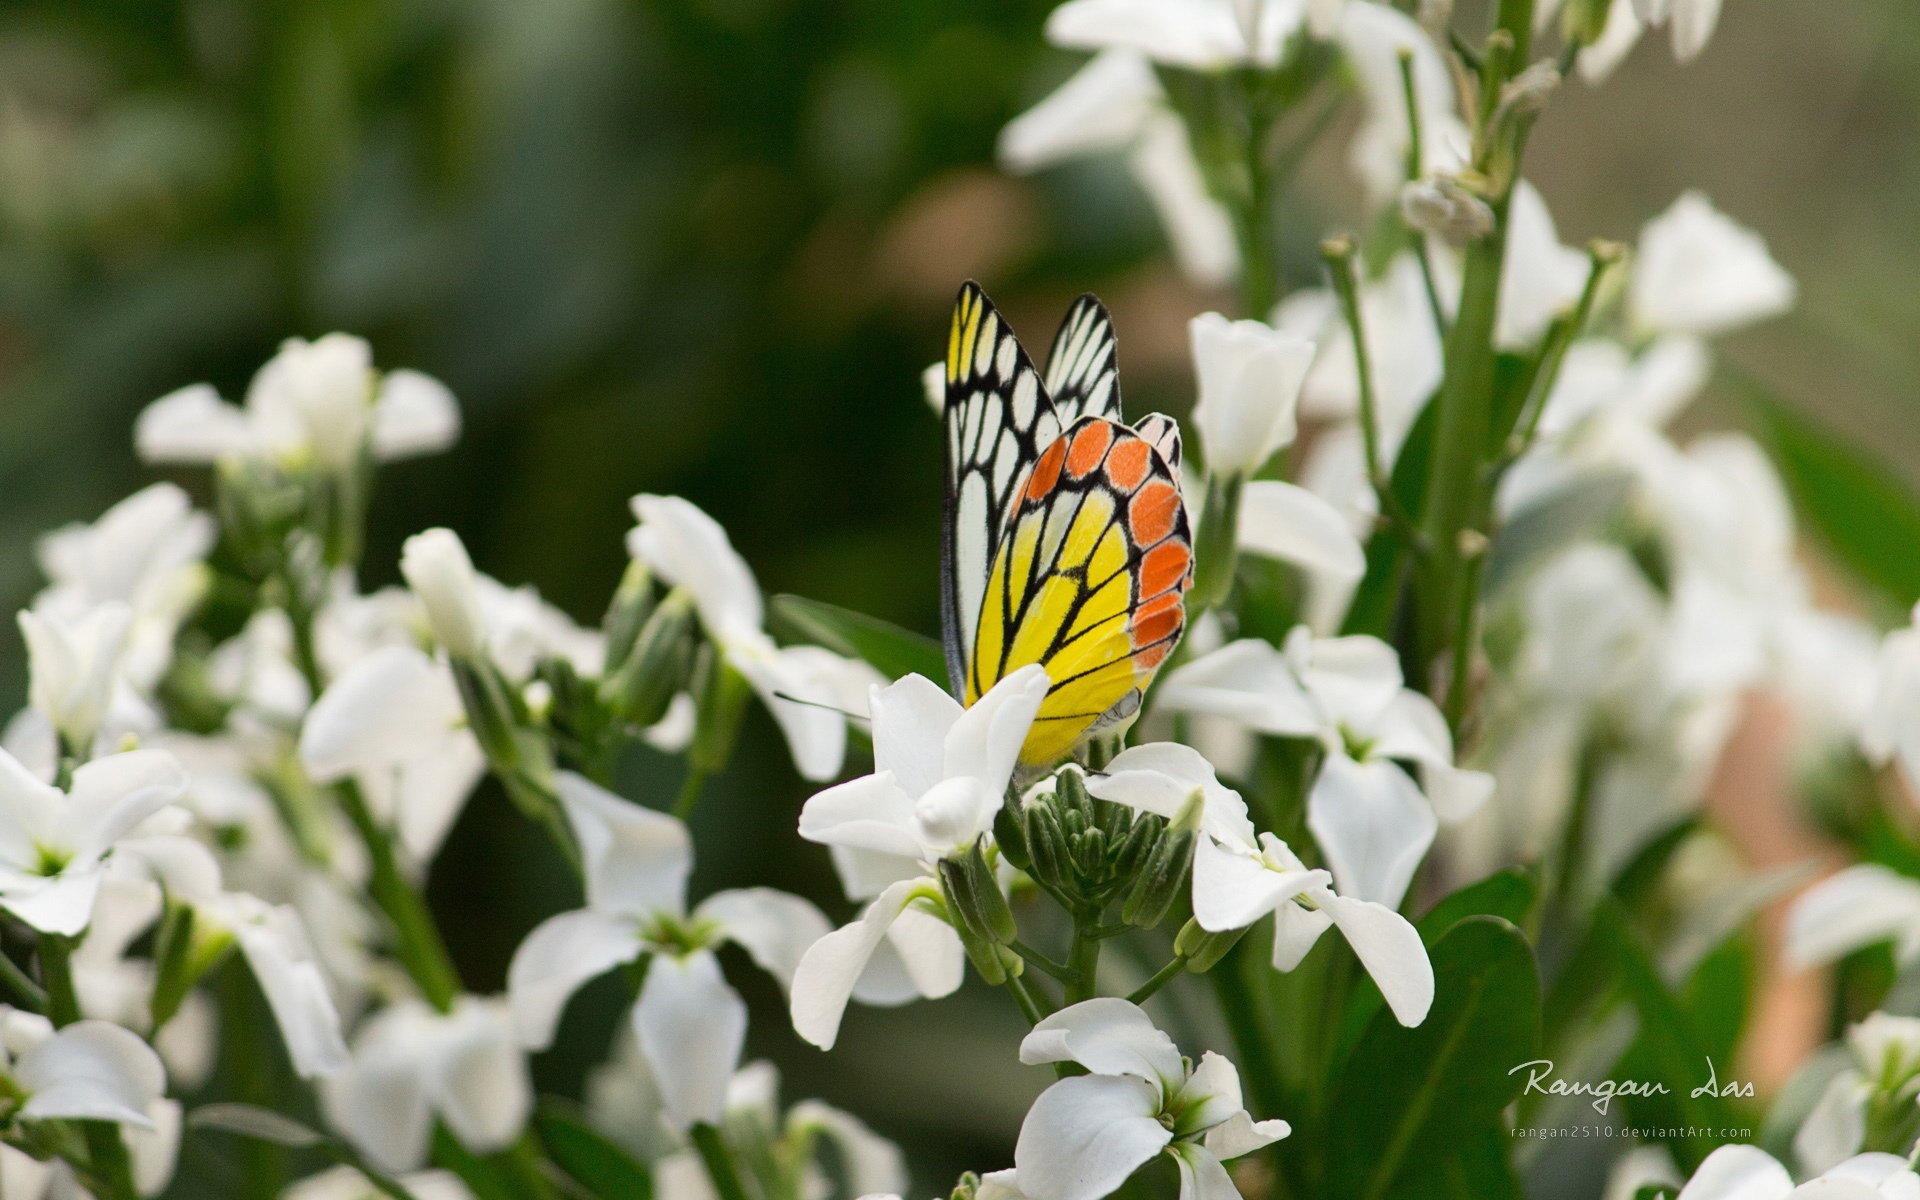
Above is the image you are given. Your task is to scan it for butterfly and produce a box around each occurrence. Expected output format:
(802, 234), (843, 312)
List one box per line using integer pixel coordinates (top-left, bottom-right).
(940, 282), (1193, 769)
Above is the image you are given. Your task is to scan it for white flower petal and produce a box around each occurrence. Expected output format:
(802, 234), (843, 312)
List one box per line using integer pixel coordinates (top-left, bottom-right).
(371, 370), (460, 460)
(1674, 1144), (1792, 1200)
(429, 1002), (530, 1156)
(1014, 1075), (1169, 1200)
(1089, 743), (1258, 848)
(1169, 1142), (1242, 1200)
(1190, 836), (1327, 932)
(1785, 866), (1920, 970)
(134, 384), (252, 464)
(1236, 481), (1366, 584)
(790, 880), (923, 1050)
(15, 1021), (166, 1126)
(799, 773), (926, 860)
(1630, 192), (1795, 337)
(1320, 893), (1433, 1026)
(999, 50), (1161, 172)
(633, 951), (747, 1129)
(1019, 998), (1184, 1084)
(1155, 641), (1320, 739)
(556, 773), (692, 919)
(235, 918), (350, 1079)
(1189, 313), (1314, 477)
(299, 646), (466, 781)
(627, 496), (764, 643)
(1306, 755), (1435, 907)
(870, 674), (962, 800)
(697, 888), (831, 989)
(506, 908), (644, 1049)
(945, 664), (1051, 792)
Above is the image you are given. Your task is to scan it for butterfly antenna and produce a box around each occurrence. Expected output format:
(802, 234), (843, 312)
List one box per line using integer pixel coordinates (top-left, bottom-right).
(771, 691), (871, 723)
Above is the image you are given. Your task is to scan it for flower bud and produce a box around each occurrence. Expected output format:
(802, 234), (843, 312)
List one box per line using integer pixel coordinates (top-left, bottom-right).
(1189, 312), (1314, 479)
(401, 528), (487, 661)
(1175, 917), (1248, 973)
(600, 589), (697, 728)
(1023, 802), (1070, 894)
(600, 559), (657, 676)
(1499, 61), (1561, 119)
(1121, 791), (1200, 929)
(19, 604), (131, 759)
(1400, 176), (1495, 246)
(938, 839), (1017, 948)
(688, 648), (751, 776)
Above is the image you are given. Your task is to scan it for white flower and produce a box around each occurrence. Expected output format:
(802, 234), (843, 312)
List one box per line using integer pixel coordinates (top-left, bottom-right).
(1188, 313), (1315, 478)
(1784, 865), (1920, 971)
(1086, 745), (1433, 1026)
(1043, 0), (1304, 70)
(0, 747), (186, 935)
(19, 603), (133, 756)
(1156, 629), (1491, 906)
(1630, 192), (1795, 337)
(789, 668), (1049, 1049)
(322, 996), (530, 1174)
(1794, 1014), (1920, 1176)
(1670, 1144), (1919, 1199)
(135, 335), (458, 470)
(400, 529), (488, 662)
(1013, 1000), (1288, 1200)
(299, 644), (486, 864)
(34, 484), (213, 694)
(1234, 481), (1369, 631)
(206, 893), (352, 1080)
(286, 1166), (476, 1200)
(1337, 2), (1468, 207)
(1127, 115), (1241, 286)
(0, 1009), (167, 1127)
(628, 495), (881, 782)
(1863, 604), (1920, 801)
(997, 53), (1237, 286)
(999, 50), (1162, 172)
(507, 773), (828, 1128)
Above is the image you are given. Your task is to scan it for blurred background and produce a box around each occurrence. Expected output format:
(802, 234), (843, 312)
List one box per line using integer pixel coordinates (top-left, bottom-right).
(0, 0), (1915, 1191)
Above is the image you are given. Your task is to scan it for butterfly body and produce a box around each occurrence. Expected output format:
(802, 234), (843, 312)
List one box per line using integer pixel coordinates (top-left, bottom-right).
(940, 283), (1193, 768)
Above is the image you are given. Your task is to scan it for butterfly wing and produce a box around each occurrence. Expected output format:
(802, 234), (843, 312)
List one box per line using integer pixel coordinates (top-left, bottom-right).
(941, 283), (1062, 693)
(1043, 294), (1123, 425)
(968, 416), (1193, 768)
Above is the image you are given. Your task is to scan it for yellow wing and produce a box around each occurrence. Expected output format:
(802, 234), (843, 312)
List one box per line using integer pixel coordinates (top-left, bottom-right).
(968, 417), (1192, 768)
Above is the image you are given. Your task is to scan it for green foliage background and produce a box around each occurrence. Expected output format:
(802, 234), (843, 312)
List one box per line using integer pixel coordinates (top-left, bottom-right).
(0, 1), (1915, 1195)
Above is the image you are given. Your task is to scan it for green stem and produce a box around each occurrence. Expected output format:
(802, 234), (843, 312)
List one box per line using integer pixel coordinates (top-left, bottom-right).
(1499, 240), (1622, 468)
(1009, 940), (1076, 985)
(1126, 956), (1189, 1005)
(222, 962), (285, 1200)
(1005, 973), (1055, 1025)
(0, 947), (47, 1012)
(673, 767), (710, 821)
(691, 1122), (754, 1200)
(1322, 237), (1423, 547)
(41, 939), (139, 1200)
(1066, 917), (1102, 1004)
(337, 780), (463, 1011)
(498, 1132), (560, 1200)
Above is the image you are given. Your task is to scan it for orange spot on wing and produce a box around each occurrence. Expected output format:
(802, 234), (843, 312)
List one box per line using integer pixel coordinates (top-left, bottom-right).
(1105, 439), (1151, 492)
(1139, 541), (1191, 599)
(1133, 643), (1171, 670)
(1131, 608), (1182, 648)
(1025, 439), (1067, 503)
(1066, 422), (1114, 478)
(1127, 480), (1179, 546)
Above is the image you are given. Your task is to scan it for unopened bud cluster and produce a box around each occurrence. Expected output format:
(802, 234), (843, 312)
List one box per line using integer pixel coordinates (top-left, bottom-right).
(998, 766), (1193, 928)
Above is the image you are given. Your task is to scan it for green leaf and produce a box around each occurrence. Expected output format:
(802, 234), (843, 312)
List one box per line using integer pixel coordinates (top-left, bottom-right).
(535, 1105), (654, 1200)
(1419, 869), (1537, 938)
(1326, 916), (1541, 1200)
(1737, 372), (1920, 607)
(1337, 870), (1537, 1060)
(768, 594), (947, 685)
